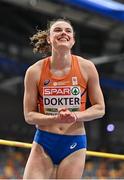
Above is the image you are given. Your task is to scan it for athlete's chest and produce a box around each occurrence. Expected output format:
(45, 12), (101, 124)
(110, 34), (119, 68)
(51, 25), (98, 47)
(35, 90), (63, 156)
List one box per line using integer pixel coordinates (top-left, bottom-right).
(50, 66), (71, 77)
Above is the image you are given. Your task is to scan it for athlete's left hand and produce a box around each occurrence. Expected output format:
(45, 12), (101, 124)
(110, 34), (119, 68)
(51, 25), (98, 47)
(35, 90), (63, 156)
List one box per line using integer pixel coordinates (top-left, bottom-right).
(57, 108), (77, 123)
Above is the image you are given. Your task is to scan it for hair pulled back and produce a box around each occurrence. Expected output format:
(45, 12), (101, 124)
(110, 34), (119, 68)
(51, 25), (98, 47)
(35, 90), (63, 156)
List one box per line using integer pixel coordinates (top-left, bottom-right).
(30, 18), (72, 54)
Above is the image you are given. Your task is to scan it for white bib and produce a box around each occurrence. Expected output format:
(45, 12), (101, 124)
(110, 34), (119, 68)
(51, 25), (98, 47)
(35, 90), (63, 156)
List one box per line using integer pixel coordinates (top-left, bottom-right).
(43, 86), (81, 115)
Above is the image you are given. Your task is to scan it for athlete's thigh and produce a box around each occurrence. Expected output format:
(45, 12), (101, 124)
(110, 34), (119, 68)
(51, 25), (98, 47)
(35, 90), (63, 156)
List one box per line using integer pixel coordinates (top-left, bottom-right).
(23, 142), (54, 179)
(57, 149), (86, 179)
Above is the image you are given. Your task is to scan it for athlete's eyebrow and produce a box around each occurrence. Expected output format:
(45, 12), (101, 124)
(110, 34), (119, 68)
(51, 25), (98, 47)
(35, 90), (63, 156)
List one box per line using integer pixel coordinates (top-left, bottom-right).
(53, 27), (62, 31)
(66, 28), (72, 32)
(53, 27), (73, 32)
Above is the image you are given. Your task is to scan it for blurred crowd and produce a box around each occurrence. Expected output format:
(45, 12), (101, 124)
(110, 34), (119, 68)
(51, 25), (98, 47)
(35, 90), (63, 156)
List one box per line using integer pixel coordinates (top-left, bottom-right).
(0, 148), (124, 179)
(83, 158), (124, 179)
(0, 148), (28, 179)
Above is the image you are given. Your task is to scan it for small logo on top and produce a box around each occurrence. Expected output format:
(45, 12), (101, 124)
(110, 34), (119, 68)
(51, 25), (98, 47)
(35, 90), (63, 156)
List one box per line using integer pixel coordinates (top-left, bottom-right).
(71, 87), (80, 95)
(44, 79), (50, 86)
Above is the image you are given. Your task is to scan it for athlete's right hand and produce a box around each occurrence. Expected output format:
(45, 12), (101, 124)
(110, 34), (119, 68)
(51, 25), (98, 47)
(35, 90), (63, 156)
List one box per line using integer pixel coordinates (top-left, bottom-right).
(56, 108), (77, 123)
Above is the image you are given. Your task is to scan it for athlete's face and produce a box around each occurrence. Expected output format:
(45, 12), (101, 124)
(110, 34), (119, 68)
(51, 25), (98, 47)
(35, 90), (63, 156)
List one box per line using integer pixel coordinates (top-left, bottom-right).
(48, 21), (75, 51)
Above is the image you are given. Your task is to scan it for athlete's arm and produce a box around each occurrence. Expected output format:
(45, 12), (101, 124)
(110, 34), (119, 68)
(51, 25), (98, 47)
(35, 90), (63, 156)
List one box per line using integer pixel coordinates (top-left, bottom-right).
(23, 64), (58, 126)
(74, 60), (105, 122)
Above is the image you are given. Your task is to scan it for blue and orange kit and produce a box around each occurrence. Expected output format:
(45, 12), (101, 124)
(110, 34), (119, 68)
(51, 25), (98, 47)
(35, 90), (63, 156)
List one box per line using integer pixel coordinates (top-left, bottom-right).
(37, 55), (87, 115)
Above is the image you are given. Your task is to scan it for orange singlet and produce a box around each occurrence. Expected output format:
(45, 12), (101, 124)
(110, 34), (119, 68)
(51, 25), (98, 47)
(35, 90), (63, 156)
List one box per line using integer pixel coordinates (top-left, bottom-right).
(38, 55), (87, 115)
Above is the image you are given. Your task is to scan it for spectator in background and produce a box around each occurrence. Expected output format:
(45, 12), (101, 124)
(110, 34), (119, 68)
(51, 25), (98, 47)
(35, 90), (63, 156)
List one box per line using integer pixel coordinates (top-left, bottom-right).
(96, 160), (109, 179)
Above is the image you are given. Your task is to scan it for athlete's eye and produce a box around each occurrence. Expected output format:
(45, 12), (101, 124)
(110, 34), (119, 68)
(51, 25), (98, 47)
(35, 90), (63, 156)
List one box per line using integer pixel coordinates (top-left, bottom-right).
(53, 27), (72, 33)
(54, 28), (62, 32)
(66, 29), (72, 33)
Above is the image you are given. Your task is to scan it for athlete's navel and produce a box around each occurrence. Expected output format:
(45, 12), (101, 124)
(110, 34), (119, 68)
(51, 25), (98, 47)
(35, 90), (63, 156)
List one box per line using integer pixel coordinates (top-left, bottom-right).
(59, 127), (64, 131)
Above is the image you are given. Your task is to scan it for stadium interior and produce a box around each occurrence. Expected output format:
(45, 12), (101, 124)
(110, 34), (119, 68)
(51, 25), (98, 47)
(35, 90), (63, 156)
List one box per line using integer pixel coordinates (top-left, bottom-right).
(0, 0), (124, 178)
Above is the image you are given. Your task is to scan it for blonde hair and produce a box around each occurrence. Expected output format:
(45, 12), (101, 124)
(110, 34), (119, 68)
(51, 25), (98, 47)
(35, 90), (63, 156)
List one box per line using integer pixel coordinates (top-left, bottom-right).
(30, 18), (73, 55)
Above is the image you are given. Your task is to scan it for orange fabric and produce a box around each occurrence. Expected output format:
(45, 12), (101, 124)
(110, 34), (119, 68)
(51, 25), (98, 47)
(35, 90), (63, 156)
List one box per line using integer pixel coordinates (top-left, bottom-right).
(38, 55), (87, 113)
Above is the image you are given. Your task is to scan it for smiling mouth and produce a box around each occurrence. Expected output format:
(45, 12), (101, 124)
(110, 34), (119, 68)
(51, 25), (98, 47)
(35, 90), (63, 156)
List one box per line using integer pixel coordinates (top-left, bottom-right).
(58, 37), (69, 41)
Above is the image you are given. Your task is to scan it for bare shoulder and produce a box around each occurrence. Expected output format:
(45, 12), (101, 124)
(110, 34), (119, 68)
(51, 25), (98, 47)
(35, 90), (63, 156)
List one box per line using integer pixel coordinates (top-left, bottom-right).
(75, 55), (98, 82)
(76, 55), (96, 70)
(26, 59), (42, 74)
(24, 58), (46, 82)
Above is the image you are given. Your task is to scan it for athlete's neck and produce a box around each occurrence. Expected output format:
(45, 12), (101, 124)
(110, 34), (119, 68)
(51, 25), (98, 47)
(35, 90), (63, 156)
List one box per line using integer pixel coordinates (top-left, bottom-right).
(50, 51), (72, 70)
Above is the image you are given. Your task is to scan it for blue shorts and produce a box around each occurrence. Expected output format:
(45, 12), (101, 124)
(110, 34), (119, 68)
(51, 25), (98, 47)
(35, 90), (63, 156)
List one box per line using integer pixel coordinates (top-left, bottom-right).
(34, 129), (87, 165)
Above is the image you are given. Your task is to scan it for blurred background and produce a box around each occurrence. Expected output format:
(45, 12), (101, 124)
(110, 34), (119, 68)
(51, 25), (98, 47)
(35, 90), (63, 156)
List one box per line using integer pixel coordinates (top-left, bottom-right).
(0, 0), (124, 178)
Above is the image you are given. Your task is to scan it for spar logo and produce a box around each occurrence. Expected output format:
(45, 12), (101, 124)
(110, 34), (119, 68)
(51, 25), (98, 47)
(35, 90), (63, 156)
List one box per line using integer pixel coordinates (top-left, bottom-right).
(43, 86), (81, 110)
(43, 87), (71, 96)
(71, 87), (80, 95)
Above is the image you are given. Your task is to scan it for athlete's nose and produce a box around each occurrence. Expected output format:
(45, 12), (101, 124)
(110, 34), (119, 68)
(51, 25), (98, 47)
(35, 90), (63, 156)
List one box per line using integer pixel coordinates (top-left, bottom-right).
(61, 30), (67, 35)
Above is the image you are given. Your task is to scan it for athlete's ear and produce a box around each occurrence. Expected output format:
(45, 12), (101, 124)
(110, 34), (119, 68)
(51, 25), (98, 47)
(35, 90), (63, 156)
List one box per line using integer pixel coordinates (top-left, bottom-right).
(72, 37), (75, 46)
(47, 36), (51, 44)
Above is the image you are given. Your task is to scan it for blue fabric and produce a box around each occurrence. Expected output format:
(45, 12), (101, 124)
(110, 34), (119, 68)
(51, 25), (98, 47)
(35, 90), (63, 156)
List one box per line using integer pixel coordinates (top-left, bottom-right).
(61, 0), (124, 22)
(34, 129), (87, 165)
